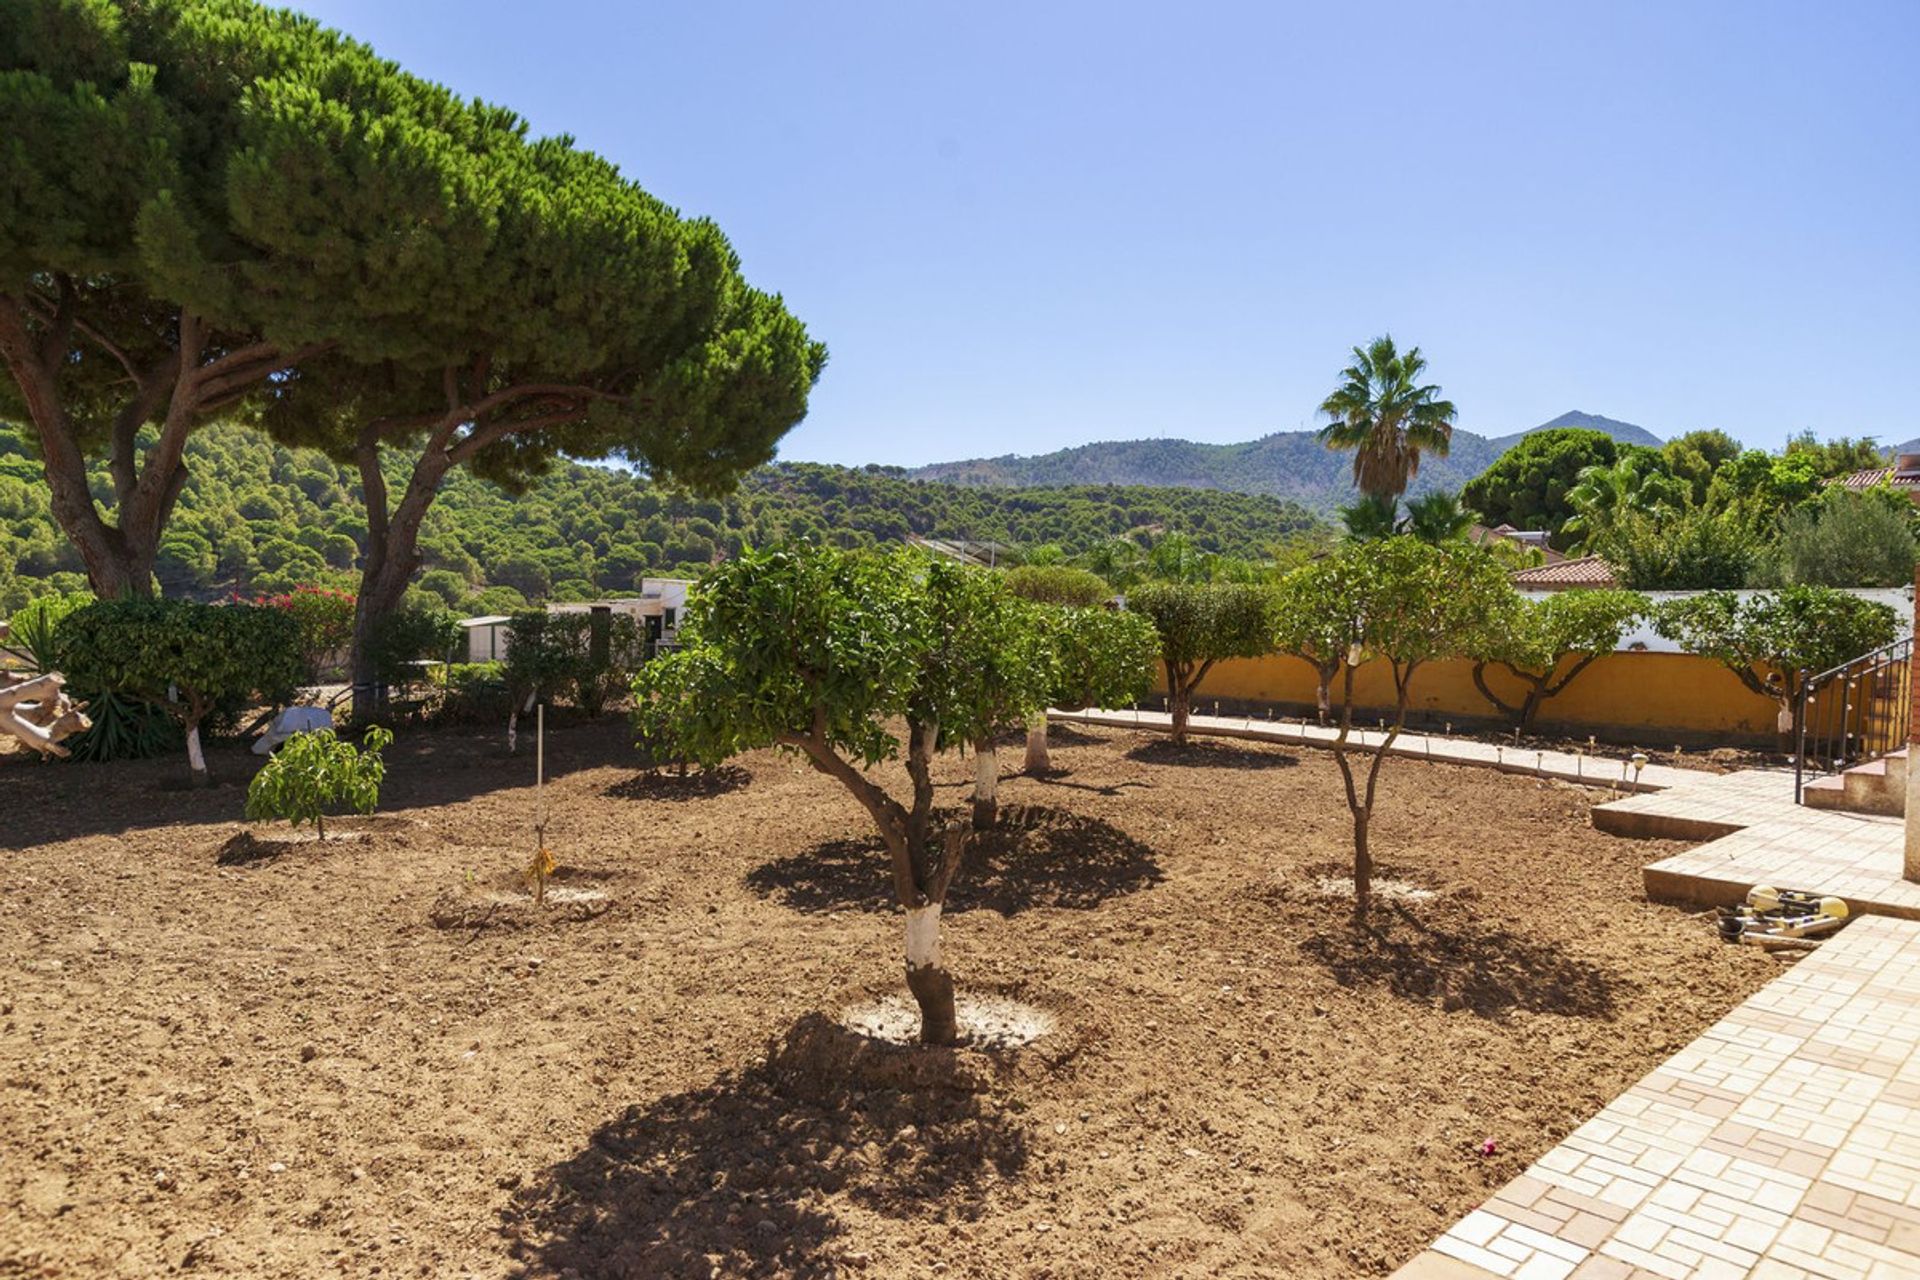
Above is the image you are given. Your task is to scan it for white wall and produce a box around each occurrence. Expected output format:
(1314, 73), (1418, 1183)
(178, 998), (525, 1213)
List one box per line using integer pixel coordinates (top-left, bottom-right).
(1518, 587), (1915, 654)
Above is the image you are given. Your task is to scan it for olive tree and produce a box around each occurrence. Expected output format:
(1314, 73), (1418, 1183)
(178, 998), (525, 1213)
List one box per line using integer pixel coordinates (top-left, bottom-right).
(1286, 539), (1513, 919)
(1128, 582), (1274, 745)
(632, 544), (1055, 1045)
(57, 598), (302, 784)
(1469, 589), (1648, 729)
(1654, 587), (1898, 742)
(1022, 605), (1159, 773)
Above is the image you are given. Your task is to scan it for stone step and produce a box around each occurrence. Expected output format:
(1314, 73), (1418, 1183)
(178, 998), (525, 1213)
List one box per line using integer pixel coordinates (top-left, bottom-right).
(1803, 746), (1909, 816)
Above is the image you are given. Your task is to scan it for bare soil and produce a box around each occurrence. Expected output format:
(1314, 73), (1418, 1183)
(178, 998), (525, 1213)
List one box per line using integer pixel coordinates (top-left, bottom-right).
(0, 718), (1772, 1279)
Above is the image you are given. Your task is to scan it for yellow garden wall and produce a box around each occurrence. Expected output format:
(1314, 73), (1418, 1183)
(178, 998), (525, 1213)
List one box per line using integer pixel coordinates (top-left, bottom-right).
(1153, 651), (1800, 745)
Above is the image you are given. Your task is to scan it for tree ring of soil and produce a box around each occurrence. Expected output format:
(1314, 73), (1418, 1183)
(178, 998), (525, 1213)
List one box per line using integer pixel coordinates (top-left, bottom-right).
(428, 867), (615, 931)
(841, 991), (1055, 1050)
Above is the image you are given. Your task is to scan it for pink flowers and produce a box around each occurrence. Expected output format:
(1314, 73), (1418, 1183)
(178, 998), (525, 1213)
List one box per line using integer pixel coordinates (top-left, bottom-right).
(1479, 1139), (1498, 1157)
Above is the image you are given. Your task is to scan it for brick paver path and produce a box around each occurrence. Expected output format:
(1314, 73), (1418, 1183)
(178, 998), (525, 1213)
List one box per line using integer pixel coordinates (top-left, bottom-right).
(1393, 914), (1920, 1280)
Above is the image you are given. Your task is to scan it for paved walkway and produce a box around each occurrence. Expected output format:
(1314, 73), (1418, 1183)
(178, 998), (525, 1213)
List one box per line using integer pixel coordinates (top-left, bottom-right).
(1594, 773), (1920, 922)
(1053, 708), (1691, 792)
(1393, 913), (1920, 1280)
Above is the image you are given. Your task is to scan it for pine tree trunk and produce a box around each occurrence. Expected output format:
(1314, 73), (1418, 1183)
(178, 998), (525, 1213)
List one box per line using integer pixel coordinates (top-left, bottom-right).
(1024, 714), (1050, 773)
(903, 903), (958, 1045)
(349, 437), (448, 723)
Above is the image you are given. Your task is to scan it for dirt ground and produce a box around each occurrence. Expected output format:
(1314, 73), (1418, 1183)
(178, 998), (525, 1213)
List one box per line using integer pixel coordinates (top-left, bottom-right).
(0, 717), (1774, 1279)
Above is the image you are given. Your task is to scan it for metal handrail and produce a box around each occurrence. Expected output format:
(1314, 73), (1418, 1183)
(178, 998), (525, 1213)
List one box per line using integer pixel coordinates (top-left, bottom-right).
(1794, 636), (1913, 803)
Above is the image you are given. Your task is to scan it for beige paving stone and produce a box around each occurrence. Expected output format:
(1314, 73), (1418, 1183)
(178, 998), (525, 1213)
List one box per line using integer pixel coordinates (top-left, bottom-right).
(1397, 916), (1920, 1279)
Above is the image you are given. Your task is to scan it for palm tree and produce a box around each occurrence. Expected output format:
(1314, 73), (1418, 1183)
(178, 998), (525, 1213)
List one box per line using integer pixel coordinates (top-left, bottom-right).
(1337, 494), (1401, 541)
(1317, 336), (1457, 501)
(1402, 490), (1478, 544)
(1561, 454), (1687, 553)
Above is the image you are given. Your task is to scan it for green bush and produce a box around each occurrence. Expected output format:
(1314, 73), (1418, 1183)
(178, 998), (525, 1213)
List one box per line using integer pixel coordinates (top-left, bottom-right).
(504, 610), (647, 717)
(245, 585), (357, 681)
(437, 662), (514, 724)
(369, 605), (460, 687)
(246, 728), (394, 839)
(56, 599), (304, 781)
(1002, 564), (1113, 607)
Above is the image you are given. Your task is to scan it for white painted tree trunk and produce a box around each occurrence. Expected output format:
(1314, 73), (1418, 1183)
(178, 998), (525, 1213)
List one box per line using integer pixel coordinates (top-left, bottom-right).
(972, 743), (999, 828)
(905, 903), (942, 973)
(1024, 714), (1050, 772)
(902, 902), (957, 1044)
(185, 724), (208, 785)
(508, 691), (536, 753)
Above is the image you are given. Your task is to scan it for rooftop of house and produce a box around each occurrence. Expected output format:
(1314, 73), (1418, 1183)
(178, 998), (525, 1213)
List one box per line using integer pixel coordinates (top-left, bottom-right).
(1834, 451), (1920, 493)
(1509, 554), (1620, 591)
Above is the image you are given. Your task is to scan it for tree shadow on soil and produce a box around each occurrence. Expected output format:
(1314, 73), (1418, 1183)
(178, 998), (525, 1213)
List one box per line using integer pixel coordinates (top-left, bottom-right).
(602, 765), (751, 803)
(1297, 900), (1621, 1019)
(1126, 739), (1299, 770)
(0, 717), (642, 849)
(746, 805), (1164, 916)
(502, 1014), (1028, 1280)
(1024, 773), (1151, 798)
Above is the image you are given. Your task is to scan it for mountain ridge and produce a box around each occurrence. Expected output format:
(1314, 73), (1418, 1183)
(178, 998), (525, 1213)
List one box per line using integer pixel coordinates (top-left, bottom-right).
(904, 412), (1663, 510)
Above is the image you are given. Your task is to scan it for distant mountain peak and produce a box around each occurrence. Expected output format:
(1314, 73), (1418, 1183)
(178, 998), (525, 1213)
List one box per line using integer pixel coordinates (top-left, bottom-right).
(1519, 411), (1662, 445)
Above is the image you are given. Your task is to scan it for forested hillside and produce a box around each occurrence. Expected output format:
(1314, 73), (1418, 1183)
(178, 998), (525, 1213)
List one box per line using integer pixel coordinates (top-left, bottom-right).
(0, 423), (1319, 615)
(905, 411), (1663, 508)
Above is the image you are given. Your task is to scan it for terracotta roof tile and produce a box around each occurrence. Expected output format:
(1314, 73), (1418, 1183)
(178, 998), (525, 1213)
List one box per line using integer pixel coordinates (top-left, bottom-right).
(1509, 555), (1619, 590)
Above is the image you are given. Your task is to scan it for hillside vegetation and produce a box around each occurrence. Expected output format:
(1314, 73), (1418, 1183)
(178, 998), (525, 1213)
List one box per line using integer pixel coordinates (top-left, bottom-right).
(0, 423), (1319, 615)
(906, 410), (1662, 508)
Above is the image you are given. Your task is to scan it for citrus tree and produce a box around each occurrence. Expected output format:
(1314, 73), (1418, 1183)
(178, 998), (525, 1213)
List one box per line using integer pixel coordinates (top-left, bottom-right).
(246, 727), (393, 840)
(632, 544), (1055, 1045)
(1469, 589), (1649, 729)
(1654, 587), (1898, 741)
(1128, 582), (1273, 744)
(1285, 539), (1513, 919)
(1272, 572), (1352, 725)
(57, 599), (302, 784)
(1022, 605), (1159, 772)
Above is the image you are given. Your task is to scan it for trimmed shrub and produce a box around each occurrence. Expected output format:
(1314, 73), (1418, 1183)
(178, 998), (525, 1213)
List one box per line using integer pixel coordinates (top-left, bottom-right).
(57, 599), (303, 782)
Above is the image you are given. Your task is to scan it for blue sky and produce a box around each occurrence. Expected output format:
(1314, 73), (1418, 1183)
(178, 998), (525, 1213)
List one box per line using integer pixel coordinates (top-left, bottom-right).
(297, 0), (1918, 466)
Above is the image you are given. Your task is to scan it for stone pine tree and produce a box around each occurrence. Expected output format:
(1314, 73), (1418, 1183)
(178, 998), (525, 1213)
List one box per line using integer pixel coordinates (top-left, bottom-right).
(1469, 589), (1648, 729)
(0, 1), (822, 694)
(1284, 539), (1512, 919)
(1128, 582), (1273, 745)
(632, 545), (1055, 1045)
(0, 0), (349, 597)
